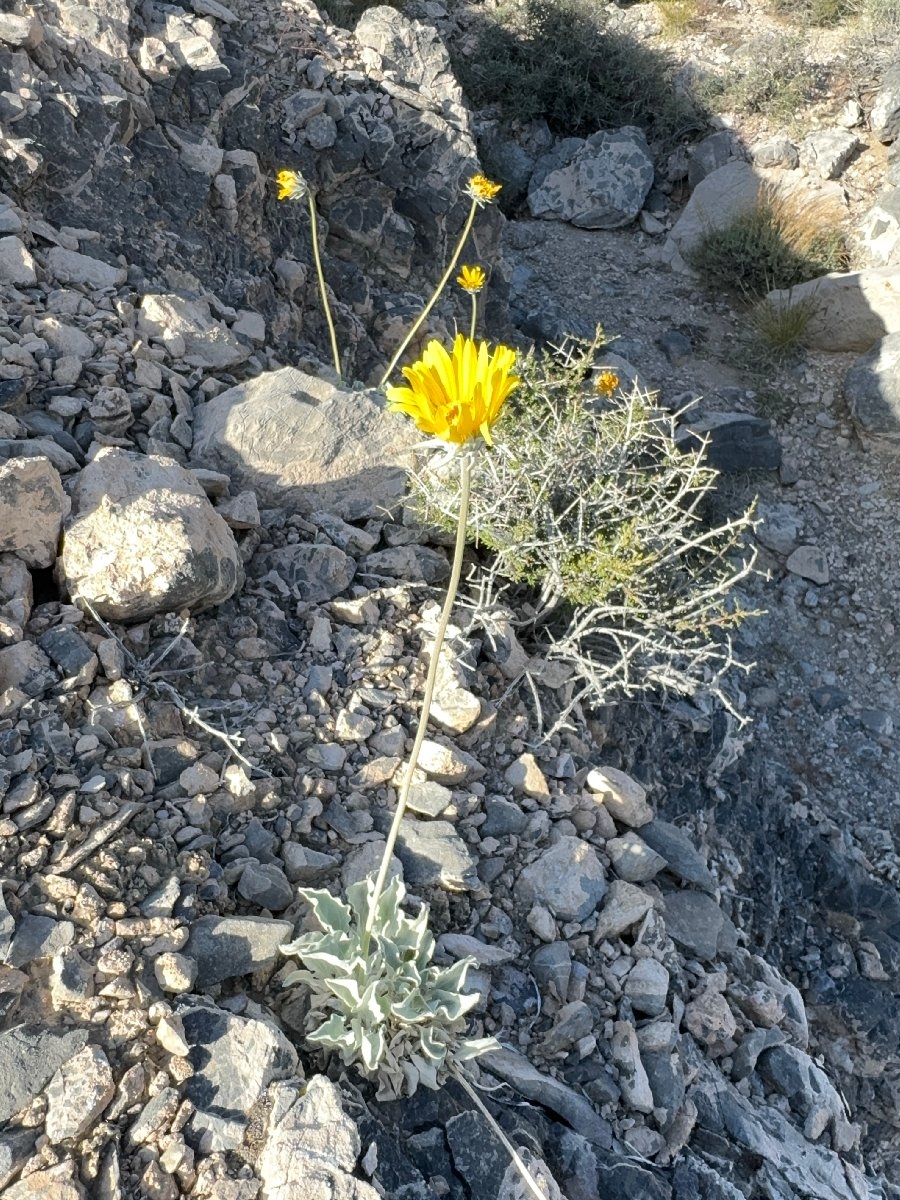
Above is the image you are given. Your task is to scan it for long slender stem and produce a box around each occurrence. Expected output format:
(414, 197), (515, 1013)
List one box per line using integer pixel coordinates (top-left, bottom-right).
(451, 1066), (548, 1200)
(308, 191), (342, 379)
(379, 200), (478, 388)
(363, 453), (472, 946)
(469, 292), (478, 342)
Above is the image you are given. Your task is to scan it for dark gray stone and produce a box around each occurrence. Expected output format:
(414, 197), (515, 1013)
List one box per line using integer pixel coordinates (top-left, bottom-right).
(528, 127), (655, 229)
(641, 1049), (685, 1126)
(639, 820), (715, 889)
(481, 797), (529, 838)
(446, 1110), (509, 1200)
(531, 942), (572, 999)
(688, 131), (738, 190)
(596, 1161), (672, 1200)
(7, 914), (75, 967)
(0, 1024), (89, 1123)
(872, 62), (900, 144)
(657, 330), (693, 365)
(257, 543), (356, 604)
(237, 861), (294, 912)
(363, 545), (449, 585)
(844, 333), (900, 443)
(393, 818), (479, 890)
(677, 412), (781, 473)
(662, 891), (734, 962)
(545, 1129), (601, 1200)
(185, 915), (295, 987)
(36, 625), (97, 684)
(180, 1002), (298, 1151)
(0, 1126), (37, 1191)
(810, 686), (849, 713)
(0, 887), (13, 961)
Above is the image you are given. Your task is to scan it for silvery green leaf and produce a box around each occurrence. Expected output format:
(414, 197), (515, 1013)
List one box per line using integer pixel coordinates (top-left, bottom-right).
(453, 1036), (501, 1062)
(301, 949), (356, 976)
(299, 888), (352, 934)
(325, 977), (363, 1009)
(359, 979), (391, 1023)
(375, 873), (405, 928)
(360, 1026), (385, 1071)
(390, 992), (432, 1024)
(435, 989), (480, 1022)
(280, 967), (319, 990)
(418, 1025), (446, 1062)
(409, 1051), (439, 1091)
(307, 1012), (354, 1049)
(346, 876), (375, 924)
(433, 956), (473, 996)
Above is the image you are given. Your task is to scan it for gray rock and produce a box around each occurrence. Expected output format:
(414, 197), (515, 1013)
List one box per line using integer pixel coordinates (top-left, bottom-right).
(0, 236), (36, 285)
(528, 127), (655, 229)
(585, 766), (652, 828)
(663, 161), (762, 269)
(305, 113), (338, 150)
(799, 129), (861, 179)
(638, 820), (715, 889)
(257, 544), (356, 604)
(611, 1020), (654, 1113)
(394, 817), (478, 890)
(139, 293), (250, 369)
(0, 1128), (37, 1191)
(45, 1044), (115, 1142)
(593, 880), (654, 940)
(755, 501), (802, 557)
(355, 6), (463, 106)
(37, 626), (98, 687)
(677, 411), (781, 473)
(481, 798), (529, 838)
(281, 843), (339, 884)
(662, 891), (734, 962)
(688, 131), (739, 190)
(0, 888), (13, 961)
(871, 62), (900, 144)
(257, 1076), (380, 1200)
(7, 914), (75, 967)
(540, 1000), (594, 1055)
(59, 449), (242, 622)
(191, 368), (418, 520)
(607, 831), (667, 883)
(844, 332), (900, 444)
(786, 545), (830, 585)
(0, 640), (57, 698)
(517, 837), (607, 922)
(642, 1047), (685, 1125)
(45, 247), (126, 288)
(757, 1044), (845, 1129)
(623, 958), (670, 1017)
(481, 1047), (613, 1148)
(237, 862), (294, 912)
(0, 456), (67, 568)
(767, 268), (900, 352)
(363, 545), (449, 584)
(858, 187), (900, 267)
(447, 1110), (510, 1199)
(181, 1002), (299, 1151)
(0, 1024), (89, 1123)
(532, 942), (572, 1000)
(751, 137), (799, 169)
(597, 1162), (672, 1200)
(185, 915), (295, 987)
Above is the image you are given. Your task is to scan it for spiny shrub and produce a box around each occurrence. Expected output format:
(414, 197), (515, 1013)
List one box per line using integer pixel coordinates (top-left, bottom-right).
(688, 185), (850, 299)
(406, 337), (757, 728)
(452, 0), (707, 145)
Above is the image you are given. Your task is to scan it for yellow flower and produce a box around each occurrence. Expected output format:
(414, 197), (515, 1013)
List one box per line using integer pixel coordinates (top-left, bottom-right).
(457, 264), (487, 294)
(595, 369), (620, 396)
(277, 169), (308, 202)
(465, 174), (502, 206)
(386, 335), (519, 447)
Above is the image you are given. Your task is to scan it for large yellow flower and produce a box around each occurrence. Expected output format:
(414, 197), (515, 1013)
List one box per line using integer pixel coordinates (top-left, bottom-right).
(386, 335), (519, 447)
(457, 264), (487, 294)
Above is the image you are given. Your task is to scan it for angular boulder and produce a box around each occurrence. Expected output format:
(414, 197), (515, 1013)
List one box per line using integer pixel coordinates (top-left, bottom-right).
(0, 456), (68, 567)
(844, 332), (900, 444)
(191, 366), (418, 519)
(766, 268), (900, 352)
(858, 188), (900, 268)
(138, 293), (249, 369)
(528, 127), (654, 229)
(871, 62), (900, 144)
(59, 448), (242, 621)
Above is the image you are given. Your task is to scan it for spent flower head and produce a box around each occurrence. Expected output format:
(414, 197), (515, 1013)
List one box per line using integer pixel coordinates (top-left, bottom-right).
(386, 334), (519, 448)
(465, 173), (502, 206)
(595, 368), (620, 396)
(277, 168), (309, 202)
(457, 264), (487, 294)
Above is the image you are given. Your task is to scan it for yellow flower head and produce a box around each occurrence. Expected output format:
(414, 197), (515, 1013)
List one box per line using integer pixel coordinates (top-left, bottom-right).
(457, 264), (487, 294)
(386, 335), (519, 447)
(465, 174), (502, 206)
(277, 169), (308, 202)
(595, 369), (620, 397)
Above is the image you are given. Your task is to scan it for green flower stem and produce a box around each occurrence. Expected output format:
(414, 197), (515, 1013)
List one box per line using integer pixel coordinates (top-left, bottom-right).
(469, 292), (478, 342)
(379, 199), (478, 388)
(451, 1066), (547, 1200)
(308, 191), (342, 379)
(364, 452), (472, 947)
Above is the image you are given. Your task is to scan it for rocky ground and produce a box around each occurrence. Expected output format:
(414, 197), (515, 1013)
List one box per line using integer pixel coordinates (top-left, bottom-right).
(1, 0), (900, 1198)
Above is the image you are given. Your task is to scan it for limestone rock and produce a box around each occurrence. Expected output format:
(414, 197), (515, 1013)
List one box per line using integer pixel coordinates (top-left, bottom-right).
(859, 188), (900, 267)
(766, 268), (900, 352)
(798, 129), (861, 180)
(191, 367), (418, 520)
(517, 837), (607, 922)
(844, 332), (900, 445)
(528, 127), (654, 229)
(0, 236), (36, 285)
(44, 1044), (115, 1142)
(45, 248), (126, 288)
(663, 161), (762, 269)
(59, 448), (242, 621)
(871, 62), (900, 144)
(138, 293), (250, 369)
(0, 1025), (89, 1124)
(586, 765), (652, 827)
(0, 457), (68, 568)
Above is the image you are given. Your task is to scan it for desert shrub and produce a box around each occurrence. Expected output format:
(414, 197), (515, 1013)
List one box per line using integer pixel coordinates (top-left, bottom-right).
(452, 0), (707, 145)
(768, 0), (854, 25)
(688, 185), (850, 299)
(406, 337), (756, 727)
(695, 37), (825, 123)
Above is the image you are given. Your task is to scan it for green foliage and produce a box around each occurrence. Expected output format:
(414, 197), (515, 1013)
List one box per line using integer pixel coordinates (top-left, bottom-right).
(407, 337), (757, 722)
(695, 37), (825, 123)
(688, 186), (850, 299)
(451, 0), (707, 145)
(749, 293), (819, 359)
(767, 0), (854, 26)
(281, 873), (497, 1099)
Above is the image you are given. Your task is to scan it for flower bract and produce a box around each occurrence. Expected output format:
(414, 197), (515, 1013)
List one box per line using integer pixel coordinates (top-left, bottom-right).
(277, 169), (309, 202)
(465, 174), (502, 206)
(457, 264), (487, 294)
(386, 335), (519, 447)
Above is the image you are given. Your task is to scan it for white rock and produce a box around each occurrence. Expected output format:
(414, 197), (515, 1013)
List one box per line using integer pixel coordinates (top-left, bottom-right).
(586, 765), (653, 827)
(34, 316), (94, 359)
(138, 293), (250, 368)
(0, 456), (68, 568)
(767, 268), (900, 352)
(0, 236), (37, 285)
(59, 448), (242, 621)
(45, 1045), (115, 1142)
(611, 1020), (654, 1113)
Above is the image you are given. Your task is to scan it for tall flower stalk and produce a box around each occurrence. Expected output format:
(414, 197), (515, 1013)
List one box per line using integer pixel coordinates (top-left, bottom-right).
(378, 175), (501, 389)
(277, 169), (342, 379)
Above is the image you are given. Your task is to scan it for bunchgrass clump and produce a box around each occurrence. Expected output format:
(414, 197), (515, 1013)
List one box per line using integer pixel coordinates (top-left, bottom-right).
(695, 37), (825, 124)
(768, 0), (854, 25)
(452, 0), (707, 146)
(407, 337), (757, 728)
(750, 292), (819, 358)
(657, 0), (700, 37)
(688, 185), (850, 299)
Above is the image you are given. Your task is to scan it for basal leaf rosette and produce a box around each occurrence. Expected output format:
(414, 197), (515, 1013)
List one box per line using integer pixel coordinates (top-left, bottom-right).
(281, 874), (498, 1099)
